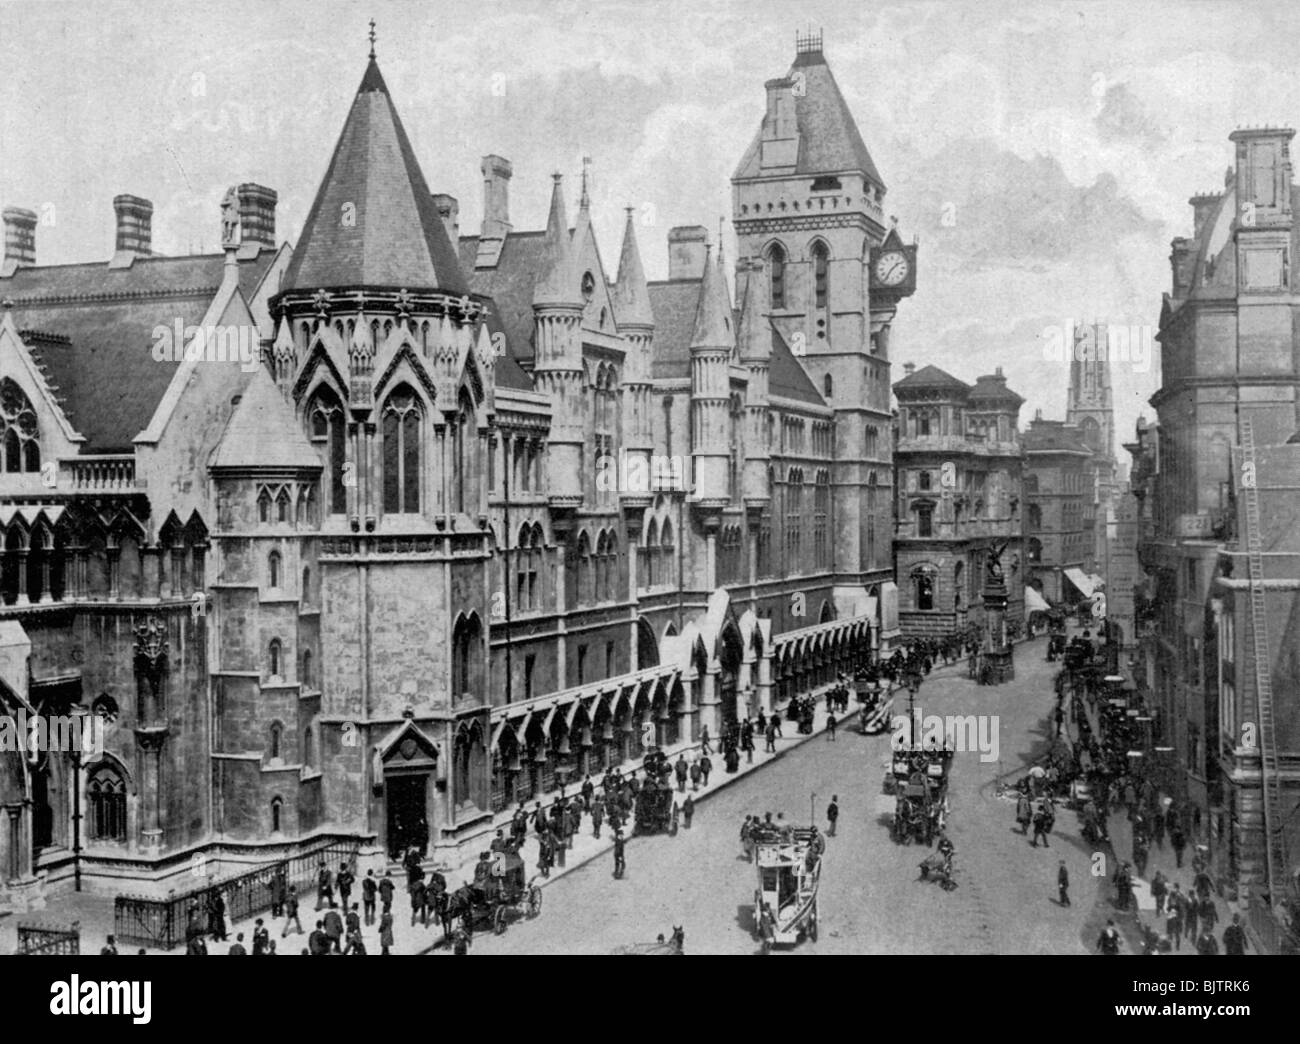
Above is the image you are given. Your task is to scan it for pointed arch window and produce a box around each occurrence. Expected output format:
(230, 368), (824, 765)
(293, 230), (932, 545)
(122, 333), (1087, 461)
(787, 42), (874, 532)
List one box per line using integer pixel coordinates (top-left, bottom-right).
(768, 243), (787, 309)
(268, 638), (282, 679)
(301, 648), (314, 689)
(382, 386), (423, 515)
(912, 565), (936, 611)
(269, 721), (283, 760)
(454, 391), (474, 515)
(276, 488), (292, 524)
(0, 379), (40, 473)
(452, 612), (482, 702)
(577, 530), (593, 605)
(268, 550), (282, 589)
(660, 520), (675, 588)
(812, 241), (830, 310)
(308, 388), (347, 515)
(88, 764), (127, 841)
(270, 796), (283, 832)
(644, 518), (659, 588)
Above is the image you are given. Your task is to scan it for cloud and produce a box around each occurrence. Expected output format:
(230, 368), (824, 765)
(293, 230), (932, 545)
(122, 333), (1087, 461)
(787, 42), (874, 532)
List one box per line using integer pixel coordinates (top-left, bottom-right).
(1095, 82), (1168, 146)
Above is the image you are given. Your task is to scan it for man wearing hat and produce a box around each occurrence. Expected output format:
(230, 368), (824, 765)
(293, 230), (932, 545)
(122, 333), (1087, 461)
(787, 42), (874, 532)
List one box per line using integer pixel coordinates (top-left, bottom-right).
(1057, 861), (1070, 906)
(612, 829), (627, 879)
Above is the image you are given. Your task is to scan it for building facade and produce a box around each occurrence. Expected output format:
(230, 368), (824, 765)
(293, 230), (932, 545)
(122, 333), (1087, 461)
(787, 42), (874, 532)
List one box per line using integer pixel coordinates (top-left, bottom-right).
(1137, 126), (1300, 906)
(0, 36), (916, 908)
(1022, 414), (1091, 605)
(892, 365), (1025, 638)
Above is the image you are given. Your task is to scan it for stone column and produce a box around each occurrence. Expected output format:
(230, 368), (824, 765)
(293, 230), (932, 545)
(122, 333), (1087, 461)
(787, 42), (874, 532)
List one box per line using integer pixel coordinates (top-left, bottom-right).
(699, 666), (720, 739)
(756, 650), (773, 715)
(13, 549), (28, 606)
(135, 726), (168, 851)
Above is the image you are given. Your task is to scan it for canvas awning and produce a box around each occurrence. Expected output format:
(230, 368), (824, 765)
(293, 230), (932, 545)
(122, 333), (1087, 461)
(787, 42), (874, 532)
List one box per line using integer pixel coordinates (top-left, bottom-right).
(1063, 568), (1095, 598)
(1025, 586), (1051, 613)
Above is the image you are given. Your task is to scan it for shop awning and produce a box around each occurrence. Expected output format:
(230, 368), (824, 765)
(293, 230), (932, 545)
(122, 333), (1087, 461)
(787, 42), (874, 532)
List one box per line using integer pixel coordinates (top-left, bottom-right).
(1063, 567), (1095, 598)
(1025, 586), (1051, 613)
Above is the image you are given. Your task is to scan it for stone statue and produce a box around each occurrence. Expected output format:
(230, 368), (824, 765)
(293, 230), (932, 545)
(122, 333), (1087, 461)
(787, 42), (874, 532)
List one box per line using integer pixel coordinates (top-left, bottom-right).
(220, 187), (241, 248)
(987, 540), (1008, 581)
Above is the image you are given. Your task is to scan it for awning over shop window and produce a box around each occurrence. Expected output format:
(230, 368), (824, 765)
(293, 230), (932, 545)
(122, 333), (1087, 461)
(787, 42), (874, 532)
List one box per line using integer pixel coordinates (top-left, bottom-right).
(1025, 586), (1051, 613)
(1063, 567), (1095, 598)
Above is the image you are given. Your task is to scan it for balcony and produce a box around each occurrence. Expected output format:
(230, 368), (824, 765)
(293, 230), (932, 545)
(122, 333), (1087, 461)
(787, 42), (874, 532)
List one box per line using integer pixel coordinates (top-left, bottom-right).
(59, 455), (140, 493)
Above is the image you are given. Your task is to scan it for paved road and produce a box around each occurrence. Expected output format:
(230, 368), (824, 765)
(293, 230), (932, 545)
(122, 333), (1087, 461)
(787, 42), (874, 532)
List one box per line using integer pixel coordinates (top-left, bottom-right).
(465, 636), (1108, 955)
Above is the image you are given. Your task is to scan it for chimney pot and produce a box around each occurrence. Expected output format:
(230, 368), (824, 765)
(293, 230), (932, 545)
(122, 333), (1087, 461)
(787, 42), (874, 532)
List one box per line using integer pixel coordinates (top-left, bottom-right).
(2, 207), (38, 268)
(903, 362), (916, 376)
(667, 225), (708, 281)
(112, 195), (153, 264)
(480, 155), (513, 239)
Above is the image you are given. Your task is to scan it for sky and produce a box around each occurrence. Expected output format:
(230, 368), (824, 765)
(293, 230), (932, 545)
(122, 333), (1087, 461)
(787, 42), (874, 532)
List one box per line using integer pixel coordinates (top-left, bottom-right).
(4, 0), (1300, 450)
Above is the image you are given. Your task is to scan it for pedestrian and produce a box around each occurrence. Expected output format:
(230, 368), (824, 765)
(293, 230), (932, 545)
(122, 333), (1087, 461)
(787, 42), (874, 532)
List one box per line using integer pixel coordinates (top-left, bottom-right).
(252, 918), (269, 956)
(410, 876), (427, 927)
(187, 934), (208, 956)
(1223, 913), (1248, 955)
(323, 906), (344, 953)
(362, 868), (378, 925)
(207, 888), (228, 942)
(1096, 919), (1121, 954)
(1185, 890), (1200, 940)
(379, 910), (394, 955)
(316, 860), (334, 910)
(228, 933), (247, 956)
(1195, 928), (1219, 955)
(1057, 861), (1070, 906)
(344, 925), (366, 955)
(689, 759), (702, 791)
(1133, 834), (1148, 878)
(1151, 870), (1168, 916)
(700, 753), (712, 787)
(592, 797), (604, 838)
(1199, 896), (1218, 934)
(581, 774), (595, 811)
(268, 865), (287, 918)
(100, 935), (118, 956)
(700, 724), (713, 754)
(378, 870), (395, 916)
(281, 885), (303, 937)
(827, 712), (837, 741)
(683, 794), (695, 828)
(1016, 792), (1032, 835)
(1166, 900), (1184, 952)
(827, 795), (839, 837)
(1032, 799), (1055, 848)
(537, 832), (553, 878)
(346, 902), (361, 943)
(1171, 823), (1187, 869)
(765, 722), (777, 753)
(337, 861), (354, 913)
(612, 830), (626, 879)
(308, 920), (330, 956)
(453, 927), (471, 955)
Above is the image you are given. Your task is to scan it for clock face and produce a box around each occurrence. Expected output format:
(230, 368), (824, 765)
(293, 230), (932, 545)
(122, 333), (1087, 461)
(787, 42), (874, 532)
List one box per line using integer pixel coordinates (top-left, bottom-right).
(875, 251), (909, 286)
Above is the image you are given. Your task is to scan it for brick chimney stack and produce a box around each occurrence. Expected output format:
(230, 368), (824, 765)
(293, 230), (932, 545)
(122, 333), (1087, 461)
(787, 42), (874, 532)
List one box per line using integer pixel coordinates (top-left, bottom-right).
(236, 183), (278, 255)
(110, 195), (153, 267)
(2, 207), (37, 269)
(480, 155), (512, 239)
(668, 225), (708, 281)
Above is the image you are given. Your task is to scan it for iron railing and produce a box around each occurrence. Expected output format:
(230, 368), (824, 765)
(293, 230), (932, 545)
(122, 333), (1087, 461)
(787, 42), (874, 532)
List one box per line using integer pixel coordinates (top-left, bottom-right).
(114, 837), (360, 950)
(16, 920), (81, 955)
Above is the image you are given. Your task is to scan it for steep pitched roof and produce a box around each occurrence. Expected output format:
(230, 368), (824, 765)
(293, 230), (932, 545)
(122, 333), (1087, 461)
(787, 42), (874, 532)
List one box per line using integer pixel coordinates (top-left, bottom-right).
(969, 372), (1025, 406)
(6, 252), (275, 452)
(647, 279), (702, 380)
(211, 366), (322, 470)
(532, 176), (579, 308)
(457, 231), (543, 387)
(281, 58), (467, 295)
(735, 47), (884, 185)
(690, 246), (733, 350)
(893, 364), (970, 394)
(769, 326), (825, 405)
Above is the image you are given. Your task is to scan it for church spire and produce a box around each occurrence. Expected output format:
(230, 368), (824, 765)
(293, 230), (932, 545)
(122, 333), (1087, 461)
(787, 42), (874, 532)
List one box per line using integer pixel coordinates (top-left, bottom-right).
(690, 244), (732, 351)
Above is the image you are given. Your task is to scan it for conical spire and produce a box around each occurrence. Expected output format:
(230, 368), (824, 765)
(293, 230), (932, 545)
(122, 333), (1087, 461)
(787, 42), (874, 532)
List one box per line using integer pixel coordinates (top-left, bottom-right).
(737, 259), (770, 362)
(690, 244), (732, 350)
(533, 174), (580, 308)
(613, 208), (654, 328)
(281, 56), (467, 294)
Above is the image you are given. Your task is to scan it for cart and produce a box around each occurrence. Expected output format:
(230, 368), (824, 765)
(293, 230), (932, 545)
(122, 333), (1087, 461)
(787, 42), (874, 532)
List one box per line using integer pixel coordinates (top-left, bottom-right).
(448, 845), (542, 935)
(856, 683), (895, 735)
(633, 781), (678, 836)
(887, 749), (951, 845)
(752, 826), (822, 953)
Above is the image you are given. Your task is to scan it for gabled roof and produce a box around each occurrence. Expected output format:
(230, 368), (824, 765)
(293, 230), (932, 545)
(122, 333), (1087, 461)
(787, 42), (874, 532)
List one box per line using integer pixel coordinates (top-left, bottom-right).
(893, 364), (970, 394)
(1023, 422), (1091, 455)
(210, 366), (322, 471)
(969, 373), (1025, 407)
(6, 251), (275, 452)
(281, 58), (467, 295)
(734, 47), (884, 185)
(647, 279), (703, 380)
(457, 231), (544, 388)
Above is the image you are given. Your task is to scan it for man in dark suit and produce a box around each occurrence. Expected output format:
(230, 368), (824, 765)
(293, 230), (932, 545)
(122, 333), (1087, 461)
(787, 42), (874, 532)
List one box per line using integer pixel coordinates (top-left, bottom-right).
(336, 862), (355, 913)
(378, 871), (395, 916)
(316, 860), (334, 910)
(1057, 861), (1070, 906)
(323, 907), (344, 953)
(612, 830), (627, 879)
(362, 869), (378, 925)
(308, 920), (330, 955)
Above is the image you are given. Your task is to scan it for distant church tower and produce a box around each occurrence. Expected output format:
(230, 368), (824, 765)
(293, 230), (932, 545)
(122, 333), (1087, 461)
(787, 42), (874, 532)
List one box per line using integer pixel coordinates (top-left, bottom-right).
(731, 30), (917, 613)
(1066, 324), (1118, 571)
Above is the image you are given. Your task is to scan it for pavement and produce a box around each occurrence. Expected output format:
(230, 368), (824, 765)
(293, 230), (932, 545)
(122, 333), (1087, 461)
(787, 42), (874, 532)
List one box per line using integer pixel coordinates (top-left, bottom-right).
(1, 687), (857, 956)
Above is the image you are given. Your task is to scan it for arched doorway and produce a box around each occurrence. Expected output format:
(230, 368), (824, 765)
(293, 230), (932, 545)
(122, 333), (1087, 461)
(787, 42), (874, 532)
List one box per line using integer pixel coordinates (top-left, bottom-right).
(637, 617), (659, 670)
(717, 624), (744, 735)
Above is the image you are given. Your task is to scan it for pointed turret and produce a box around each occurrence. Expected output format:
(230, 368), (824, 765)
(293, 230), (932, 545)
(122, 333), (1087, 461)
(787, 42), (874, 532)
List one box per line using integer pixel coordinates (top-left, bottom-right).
(690, 245), (733, 351)
(280, 56), (466, 294)
(533, 175), (580, 308)
(613, 209), (654, 329)
(736, 257), (771, 363)
(690, 244), (735, 508)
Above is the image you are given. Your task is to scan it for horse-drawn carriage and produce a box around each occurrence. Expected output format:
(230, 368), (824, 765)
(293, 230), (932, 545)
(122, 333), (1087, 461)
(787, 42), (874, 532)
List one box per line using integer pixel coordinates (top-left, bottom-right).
(854, 675), (895, 735)
(887, 747), (952, 845)
(448, 844), (542, 935)
(752, 825), (822, 954)
(633, 747), (678, 836)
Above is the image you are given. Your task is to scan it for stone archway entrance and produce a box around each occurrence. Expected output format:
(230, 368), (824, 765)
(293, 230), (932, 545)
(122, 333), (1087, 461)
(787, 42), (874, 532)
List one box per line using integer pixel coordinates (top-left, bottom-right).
(718, 624), (744, 735)
(379, 724), (439, 861)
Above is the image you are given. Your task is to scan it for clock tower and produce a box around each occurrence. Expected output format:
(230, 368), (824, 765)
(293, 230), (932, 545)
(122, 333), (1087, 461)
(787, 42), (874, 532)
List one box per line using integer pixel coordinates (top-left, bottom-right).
(732, 31), (918, 611)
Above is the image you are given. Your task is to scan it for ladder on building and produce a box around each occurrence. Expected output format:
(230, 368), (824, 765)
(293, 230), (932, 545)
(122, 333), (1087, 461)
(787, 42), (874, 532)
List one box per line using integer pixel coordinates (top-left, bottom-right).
(1240, 420), (1287, 904)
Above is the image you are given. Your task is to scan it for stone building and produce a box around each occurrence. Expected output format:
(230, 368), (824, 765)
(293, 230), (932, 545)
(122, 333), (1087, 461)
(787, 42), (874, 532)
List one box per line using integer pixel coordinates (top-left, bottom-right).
(1022, 413), (1092, 605)
(1137, 126), (1300, 906)
(0, 34), (917, 907)
(892, 364), (1024, 639)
